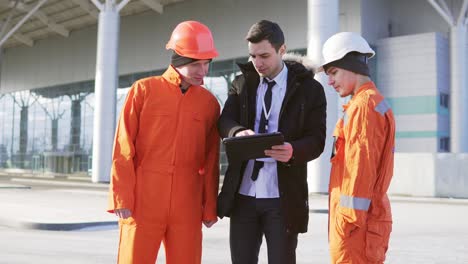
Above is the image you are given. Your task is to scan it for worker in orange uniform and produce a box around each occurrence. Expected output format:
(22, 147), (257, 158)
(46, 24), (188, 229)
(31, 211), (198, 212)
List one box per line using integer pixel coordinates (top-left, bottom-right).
(319, 32), (396, 264)
(107, 20), (220, 264)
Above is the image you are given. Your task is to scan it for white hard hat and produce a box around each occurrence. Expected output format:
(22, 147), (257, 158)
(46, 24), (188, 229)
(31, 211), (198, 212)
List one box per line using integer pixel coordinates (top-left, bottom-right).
(318, 32), (375, 72)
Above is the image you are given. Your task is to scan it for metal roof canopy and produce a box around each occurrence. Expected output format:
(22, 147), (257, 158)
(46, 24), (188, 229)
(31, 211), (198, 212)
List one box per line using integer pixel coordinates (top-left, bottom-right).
(32, 80), (94, 98)
(0, 0), (185, 49)
(29, 57), (249, 99)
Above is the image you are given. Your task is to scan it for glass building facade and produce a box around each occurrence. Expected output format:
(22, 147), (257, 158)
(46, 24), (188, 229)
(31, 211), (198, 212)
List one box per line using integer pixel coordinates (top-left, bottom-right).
(0, 54), (258, 176)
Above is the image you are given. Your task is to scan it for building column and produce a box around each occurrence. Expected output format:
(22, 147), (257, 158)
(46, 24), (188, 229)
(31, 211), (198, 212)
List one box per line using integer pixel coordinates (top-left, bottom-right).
(91, 0), (129, 182)
(428, 0), (468, 153)
(70, 99), (82, 152)
(307, 0), (339, 193)
(450, 25), (467, 152)
(51, 118), (58, 151)
(19, 106), (28, 168)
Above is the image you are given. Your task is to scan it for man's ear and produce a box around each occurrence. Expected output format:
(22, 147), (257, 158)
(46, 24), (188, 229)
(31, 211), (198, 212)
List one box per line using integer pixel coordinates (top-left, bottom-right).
(279, 44), (286, 56)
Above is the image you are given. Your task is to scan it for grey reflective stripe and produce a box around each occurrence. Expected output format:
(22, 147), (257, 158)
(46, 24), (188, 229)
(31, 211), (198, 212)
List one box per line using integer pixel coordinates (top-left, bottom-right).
(375, 100), (391, 116)
(343, 111), (349, 126)
(340, 194), (371, 211)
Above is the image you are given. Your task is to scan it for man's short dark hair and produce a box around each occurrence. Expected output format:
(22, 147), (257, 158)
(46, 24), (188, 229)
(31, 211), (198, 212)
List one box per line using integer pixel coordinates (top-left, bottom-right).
(245, 20), (285, 51)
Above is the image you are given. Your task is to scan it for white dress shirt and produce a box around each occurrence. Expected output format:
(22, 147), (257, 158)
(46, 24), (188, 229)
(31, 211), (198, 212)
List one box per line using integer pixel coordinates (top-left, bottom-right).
(238, 63), (288, 198)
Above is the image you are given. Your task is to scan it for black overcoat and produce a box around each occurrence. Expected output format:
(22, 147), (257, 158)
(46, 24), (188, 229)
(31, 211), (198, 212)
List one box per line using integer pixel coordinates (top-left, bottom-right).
(217, 57), (327, 233)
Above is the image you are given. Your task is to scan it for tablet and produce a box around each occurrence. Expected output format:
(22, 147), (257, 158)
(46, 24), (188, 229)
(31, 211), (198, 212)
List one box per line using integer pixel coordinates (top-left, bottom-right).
(222, 132), (284, 162)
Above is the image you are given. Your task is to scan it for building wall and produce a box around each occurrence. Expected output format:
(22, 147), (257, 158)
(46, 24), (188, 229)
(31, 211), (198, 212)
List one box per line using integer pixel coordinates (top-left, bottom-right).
(3, 0), (456, 94)
(1, 26), (98, 94)
(390, 153), (468, 198)
(0, 0), (313, 93)
(360, 0), (391, 44)
(388, 0), (452, 37)
(0, 0), (457, 155)
(376, 32), (450, 152)
(339, 0), (362, 33)
(0, 0), (466, 196)
(0, 0), (458, 93)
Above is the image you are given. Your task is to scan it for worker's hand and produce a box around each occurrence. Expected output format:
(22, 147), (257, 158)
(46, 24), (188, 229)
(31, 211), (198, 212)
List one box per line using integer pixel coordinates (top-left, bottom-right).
(235, 129), (255, 137)
(203, 219), (218, 228)
(265, 142), (293, 162)
(115, 208), (132, 219)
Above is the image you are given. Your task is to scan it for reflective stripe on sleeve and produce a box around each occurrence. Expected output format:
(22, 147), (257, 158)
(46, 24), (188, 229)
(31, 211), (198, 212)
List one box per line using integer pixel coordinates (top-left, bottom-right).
(340, 194), (371, 211)
(375, 100), (391, 116)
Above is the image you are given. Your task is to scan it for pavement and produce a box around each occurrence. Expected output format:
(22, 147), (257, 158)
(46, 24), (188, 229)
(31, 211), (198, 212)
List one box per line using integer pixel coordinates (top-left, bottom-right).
(2, 171), (468, 264)
(0, 170), (116, 231)
(1, 170), (468, 231)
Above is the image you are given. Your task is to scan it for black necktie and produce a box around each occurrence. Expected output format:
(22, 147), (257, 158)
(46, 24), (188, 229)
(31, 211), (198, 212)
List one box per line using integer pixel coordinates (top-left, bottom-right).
(251, 79), (276, 181)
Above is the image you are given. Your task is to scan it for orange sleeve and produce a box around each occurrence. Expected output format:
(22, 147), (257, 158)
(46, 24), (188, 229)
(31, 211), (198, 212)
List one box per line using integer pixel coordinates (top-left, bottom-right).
(339, 99), (384, 228)
(107, 81), (145, 213)
(201, 104), (220, 221)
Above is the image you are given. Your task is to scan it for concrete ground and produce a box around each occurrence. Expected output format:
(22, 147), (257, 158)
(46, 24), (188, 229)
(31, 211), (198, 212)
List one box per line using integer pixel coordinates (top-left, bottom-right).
(1, 172), (467, 264)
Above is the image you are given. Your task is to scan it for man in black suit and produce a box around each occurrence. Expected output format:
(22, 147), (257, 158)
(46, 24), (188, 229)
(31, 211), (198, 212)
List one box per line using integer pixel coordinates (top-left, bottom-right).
(217, 20), (327, 264)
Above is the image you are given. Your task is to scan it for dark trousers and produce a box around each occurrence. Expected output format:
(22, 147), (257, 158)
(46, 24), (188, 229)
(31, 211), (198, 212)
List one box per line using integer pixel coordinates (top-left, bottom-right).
(230, 194), (298, 264)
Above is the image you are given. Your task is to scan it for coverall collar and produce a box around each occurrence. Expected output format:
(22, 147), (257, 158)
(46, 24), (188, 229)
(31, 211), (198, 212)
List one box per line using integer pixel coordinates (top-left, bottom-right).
(163, 64), (205, 92)
(343, 81), (376, 111)
(163, 65), (184, 88)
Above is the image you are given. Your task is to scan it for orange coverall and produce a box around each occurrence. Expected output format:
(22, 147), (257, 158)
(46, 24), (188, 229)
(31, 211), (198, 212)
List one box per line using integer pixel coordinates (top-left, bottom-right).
(108, 65), (220, 264)
(329, 81), (395, 264)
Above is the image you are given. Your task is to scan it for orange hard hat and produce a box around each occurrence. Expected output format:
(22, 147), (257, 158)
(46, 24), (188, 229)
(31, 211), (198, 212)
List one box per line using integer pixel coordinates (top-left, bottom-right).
(166, 21), (219, 59)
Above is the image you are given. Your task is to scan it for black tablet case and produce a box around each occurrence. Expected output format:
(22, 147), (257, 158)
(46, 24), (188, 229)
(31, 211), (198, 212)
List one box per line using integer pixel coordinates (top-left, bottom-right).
(222, 132), (284, 162)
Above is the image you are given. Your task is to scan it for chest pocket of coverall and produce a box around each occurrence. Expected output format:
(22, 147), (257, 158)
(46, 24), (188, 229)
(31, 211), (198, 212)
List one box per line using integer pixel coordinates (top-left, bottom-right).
(143, 102), (174, 128)
(139, 105), (175, 147)
(190, 111), (205, 126)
